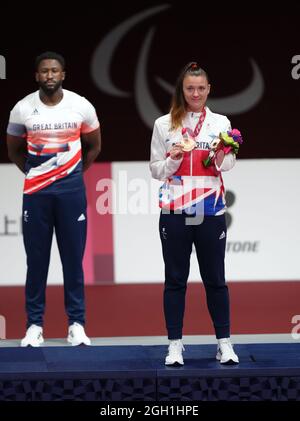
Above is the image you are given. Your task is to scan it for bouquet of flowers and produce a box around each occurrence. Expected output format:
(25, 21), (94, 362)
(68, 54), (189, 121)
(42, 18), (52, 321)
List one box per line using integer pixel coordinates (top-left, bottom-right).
(203, 128), (243, 167)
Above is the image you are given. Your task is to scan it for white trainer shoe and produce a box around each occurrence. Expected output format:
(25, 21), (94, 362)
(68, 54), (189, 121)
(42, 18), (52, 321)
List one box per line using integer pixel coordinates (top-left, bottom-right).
(216, 338), (239, 364)
(67, 322), (91, 346)
(165, 339), (185, 366)
(21, 324), (44, 347)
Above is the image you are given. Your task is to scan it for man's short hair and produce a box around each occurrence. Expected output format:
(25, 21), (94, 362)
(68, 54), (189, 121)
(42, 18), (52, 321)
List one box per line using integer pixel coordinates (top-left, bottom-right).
(35, 51), (65, 70)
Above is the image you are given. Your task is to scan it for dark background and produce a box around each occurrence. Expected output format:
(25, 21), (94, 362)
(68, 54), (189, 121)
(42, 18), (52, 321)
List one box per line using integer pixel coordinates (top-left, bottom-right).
(1, 3), (300, 162)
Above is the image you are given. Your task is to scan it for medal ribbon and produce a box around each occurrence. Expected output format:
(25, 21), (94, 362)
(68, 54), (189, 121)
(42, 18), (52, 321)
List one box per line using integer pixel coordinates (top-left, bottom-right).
(182, 107), (207, 138)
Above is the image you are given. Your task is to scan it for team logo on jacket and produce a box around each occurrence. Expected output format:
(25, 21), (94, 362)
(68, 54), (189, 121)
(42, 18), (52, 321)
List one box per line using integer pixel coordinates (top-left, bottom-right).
(23, 210), (29, 222)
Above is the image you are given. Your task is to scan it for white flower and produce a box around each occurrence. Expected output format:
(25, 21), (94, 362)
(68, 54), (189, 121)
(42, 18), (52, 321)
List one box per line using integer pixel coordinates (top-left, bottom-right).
(210, 137), (221, 150)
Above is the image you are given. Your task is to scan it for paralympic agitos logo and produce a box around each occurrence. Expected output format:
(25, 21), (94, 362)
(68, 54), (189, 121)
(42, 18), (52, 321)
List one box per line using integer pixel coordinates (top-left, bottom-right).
(91, 5), (264, 129)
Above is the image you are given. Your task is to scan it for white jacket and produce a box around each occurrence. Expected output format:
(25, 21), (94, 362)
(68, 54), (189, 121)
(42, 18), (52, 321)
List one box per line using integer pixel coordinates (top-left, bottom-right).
(149, 107), (236, 215)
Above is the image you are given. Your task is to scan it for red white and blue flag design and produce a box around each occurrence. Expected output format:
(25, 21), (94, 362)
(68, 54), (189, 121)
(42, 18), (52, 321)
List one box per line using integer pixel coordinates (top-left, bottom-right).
(7, 89), (99, 194)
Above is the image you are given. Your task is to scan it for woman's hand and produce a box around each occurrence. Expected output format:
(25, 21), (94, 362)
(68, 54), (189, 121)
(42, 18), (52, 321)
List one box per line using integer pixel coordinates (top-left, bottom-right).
(169, 143), (184, 160)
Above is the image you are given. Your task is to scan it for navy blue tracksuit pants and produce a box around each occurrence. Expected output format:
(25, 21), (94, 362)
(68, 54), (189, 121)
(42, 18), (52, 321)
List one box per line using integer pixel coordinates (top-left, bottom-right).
(159, 212), (230, 340)
(22, 189), (87, 328)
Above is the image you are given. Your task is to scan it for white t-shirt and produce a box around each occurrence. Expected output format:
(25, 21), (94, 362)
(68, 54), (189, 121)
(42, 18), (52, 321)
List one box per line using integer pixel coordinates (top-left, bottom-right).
(7, 89), (100, 194)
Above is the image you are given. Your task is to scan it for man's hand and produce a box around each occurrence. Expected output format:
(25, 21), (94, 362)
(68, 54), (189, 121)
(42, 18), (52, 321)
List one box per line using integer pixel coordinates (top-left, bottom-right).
(81, 127), (101, 171)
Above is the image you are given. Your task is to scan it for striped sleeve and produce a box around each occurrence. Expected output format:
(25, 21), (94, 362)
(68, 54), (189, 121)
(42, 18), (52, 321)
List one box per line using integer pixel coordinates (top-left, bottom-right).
(80, 97), (100, 134)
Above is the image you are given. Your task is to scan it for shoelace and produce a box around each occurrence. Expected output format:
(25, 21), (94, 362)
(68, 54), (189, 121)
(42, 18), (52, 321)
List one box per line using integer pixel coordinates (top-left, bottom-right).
(218, 340), (234, 353)
(70, 324), (88, 339)
(28, 326), (42, 334)
(168, 341), (185, 355)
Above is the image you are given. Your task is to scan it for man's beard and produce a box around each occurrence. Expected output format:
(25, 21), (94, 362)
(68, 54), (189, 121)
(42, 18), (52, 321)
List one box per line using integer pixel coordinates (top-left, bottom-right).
(39, 80), (63, 96)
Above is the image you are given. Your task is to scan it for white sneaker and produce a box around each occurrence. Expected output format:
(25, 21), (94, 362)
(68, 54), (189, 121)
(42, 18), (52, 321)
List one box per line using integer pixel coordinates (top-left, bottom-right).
(216, 338), (239, 364)
(21, 324), (44, 347)
(165, 339), (185, 366)
(67, 322), (91, 346)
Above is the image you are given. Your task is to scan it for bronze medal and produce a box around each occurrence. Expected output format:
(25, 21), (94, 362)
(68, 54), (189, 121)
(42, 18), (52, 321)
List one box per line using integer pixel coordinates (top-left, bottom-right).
(181, 137), (196, 152)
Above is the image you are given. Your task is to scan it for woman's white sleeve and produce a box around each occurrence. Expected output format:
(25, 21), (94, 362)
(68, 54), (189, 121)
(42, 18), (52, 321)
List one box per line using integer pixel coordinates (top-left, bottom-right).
(149, 121), (183, 180)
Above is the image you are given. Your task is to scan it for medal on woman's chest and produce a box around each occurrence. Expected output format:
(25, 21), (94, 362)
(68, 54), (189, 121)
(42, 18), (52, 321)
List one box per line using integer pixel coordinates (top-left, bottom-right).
(180, 128), (196, 152)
